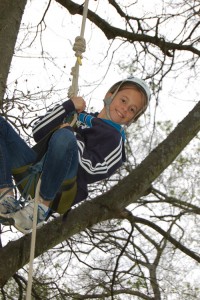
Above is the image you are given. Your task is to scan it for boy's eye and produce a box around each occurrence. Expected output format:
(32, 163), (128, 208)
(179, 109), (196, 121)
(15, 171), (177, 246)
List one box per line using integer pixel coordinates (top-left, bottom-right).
(130, 107), (136, 114)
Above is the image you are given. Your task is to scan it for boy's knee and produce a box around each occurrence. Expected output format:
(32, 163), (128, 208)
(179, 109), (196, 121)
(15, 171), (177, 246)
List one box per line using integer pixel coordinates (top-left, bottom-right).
(49, 128), (76, 150)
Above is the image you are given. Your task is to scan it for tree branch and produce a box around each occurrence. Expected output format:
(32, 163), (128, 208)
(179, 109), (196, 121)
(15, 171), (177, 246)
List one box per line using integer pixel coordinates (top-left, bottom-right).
(0, 101), (199, 286)
(56, 0), (200, 57)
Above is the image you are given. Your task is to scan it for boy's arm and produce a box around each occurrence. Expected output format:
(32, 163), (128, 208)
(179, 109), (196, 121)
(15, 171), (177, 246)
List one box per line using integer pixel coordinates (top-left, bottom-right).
(32, 99), (76, 142)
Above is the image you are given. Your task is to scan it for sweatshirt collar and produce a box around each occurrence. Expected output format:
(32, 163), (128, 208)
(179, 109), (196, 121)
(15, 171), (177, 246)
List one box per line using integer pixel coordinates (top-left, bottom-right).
(101, 119), (126, 141)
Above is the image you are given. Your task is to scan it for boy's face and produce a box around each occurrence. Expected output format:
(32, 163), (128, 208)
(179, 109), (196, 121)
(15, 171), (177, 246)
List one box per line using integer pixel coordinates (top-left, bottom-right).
(105, 87), (144, 125)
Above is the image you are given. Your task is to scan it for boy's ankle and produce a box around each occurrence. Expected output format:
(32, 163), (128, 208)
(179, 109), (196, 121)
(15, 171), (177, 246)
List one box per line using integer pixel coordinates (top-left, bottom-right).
(39, 196), (50, 208)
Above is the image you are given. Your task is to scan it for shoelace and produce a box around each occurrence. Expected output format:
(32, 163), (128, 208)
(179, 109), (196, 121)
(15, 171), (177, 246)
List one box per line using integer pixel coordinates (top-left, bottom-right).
(24, 201), (47, 223)
(2, 196), (19, 210)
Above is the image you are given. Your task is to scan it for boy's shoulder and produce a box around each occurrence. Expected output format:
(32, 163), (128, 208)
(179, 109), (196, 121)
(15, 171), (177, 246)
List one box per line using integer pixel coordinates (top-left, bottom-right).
(99, 119), (126, 141)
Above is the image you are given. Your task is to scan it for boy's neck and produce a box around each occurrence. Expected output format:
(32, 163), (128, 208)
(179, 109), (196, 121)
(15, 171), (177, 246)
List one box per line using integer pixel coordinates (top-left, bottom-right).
(97, 107), (107, 119)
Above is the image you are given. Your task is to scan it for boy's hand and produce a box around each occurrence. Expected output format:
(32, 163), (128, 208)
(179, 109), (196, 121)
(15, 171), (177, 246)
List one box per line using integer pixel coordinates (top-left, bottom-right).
(60, 123), (70, 128)
(71, 96), (86, 113)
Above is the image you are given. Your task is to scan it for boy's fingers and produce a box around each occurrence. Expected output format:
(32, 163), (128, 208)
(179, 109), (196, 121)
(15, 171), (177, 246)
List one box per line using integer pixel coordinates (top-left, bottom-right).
(60, 123), (70, 128)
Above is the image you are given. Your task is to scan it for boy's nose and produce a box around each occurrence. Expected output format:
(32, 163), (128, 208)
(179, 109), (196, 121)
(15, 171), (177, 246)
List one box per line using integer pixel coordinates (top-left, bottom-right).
(122, 105), (128, 113)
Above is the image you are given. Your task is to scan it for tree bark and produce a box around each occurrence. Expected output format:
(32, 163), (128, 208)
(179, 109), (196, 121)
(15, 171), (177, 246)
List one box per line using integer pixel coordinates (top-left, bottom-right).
(0, 101), (199, 287)
(0, 0), (27, 106)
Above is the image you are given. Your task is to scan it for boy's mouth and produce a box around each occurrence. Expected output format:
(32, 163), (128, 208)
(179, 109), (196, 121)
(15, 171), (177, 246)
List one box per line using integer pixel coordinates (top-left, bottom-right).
(116, 110), (124, 118)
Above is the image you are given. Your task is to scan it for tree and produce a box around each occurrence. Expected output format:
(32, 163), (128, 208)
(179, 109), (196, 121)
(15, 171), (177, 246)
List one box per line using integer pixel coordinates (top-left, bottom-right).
(0, 0), (26, 105)
(0, 0), (200, 299)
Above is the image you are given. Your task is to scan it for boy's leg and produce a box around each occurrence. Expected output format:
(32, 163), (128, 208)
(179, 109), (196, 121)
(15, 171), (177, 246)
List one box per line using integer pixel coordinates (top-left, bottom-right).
(5, 128), (78, 233)
(0, 116), (37, 214)
(40, 128), (78, 201)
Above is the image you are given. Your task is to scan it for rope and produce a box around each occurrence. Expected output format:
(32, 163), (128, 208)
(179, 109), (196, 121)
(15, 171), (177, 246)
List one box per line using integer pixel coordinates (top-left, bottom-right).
(25, 2), (90, 298)
(26, 178), (41, 300)
(68, 37), (86, 98)
(68, 0), (90, 126)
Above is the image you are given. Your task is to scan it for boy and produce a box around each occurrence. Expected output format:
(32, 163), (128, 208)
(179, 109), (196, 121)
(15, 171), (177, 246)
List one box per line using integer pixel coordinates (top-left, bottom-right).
(0, 77), (150, 233)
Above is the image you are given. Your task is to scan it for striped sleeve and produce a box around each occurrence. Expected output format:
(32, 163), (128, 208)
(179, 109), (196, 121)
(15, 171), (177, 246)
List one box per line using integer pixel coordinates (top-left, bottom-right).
(32, 100), (75, 142)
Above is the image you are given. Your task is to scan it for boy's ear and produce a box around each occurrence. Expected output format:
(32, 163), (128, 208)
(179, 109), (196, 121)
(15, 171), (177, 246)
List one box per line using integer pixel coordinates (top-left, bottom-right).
(103, 92), (113, 107)
(104, 92), (113, 99)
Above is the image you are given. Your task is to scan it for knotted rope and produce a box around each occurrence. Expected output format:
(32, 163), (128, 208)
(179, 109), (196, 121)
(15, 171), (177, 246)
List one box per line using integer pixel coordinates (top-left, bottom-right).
(26, 1), (90, 299)
(68, 36), (86, 98)
(68, 0), (89, 126)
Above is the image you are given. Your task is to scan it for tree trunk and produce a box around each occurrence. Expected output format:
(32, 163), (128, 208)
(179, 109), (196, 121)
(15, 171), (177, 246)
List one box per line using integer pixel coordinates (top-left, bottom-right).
(0, 0), (27, 106)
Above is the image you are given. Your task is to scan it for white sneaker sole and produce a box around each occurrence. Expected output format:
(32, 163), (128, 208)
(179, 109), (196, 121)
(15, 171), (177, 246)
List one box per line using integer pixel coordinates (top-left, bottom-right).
(0, 213), (45, 234)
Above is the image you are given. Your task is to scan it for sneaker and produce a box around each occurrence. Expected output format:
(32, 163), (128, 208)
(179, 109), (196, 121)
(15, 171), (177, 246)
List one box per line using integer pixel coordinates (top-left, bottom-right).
(0, 194), (21, 215)
(4, 200), (49, 234)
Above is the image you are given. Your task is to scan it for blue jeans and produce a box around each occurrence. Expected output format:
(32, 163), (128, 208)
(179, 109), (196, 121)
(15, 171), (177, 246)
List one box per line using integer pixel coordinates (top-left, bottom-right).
(0, 116), (78, 201)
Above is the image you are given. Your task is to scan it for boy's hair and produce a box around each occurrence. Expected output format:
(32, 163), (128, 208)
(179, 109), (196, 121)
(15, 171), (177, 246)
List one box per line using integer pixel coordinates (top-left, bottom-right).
(108, 82), (142, 93)
(105, 77), (151, 125)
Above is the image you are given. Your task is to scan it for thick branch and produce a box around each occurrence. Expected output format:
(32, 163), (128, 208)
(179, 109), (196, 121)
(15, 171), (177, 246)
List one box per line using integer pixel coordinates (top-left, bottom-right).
(0, 101), (199, 286)
(56, 0), (200, 57)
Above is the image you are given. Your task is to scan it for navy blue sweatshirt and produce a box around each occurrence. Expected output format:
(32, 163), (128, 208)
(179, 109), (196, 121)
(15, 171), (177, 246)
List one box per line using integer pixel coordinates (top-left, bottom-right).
(32, 99), (126, 204)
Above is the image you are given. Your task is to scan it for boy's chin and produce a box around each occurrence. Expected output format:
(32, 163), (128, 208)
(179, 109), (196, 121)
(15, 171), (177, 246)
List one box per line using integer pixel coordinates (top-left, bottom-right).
(114, 119), (127, 125)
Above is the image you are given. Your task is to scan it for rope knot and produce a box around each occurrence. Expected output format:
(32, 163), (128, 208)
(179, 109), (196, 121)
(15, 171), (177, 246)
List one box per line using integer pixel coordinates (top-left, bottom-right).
(70, 66), (76, 76)
(73, 36), (86, 58)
